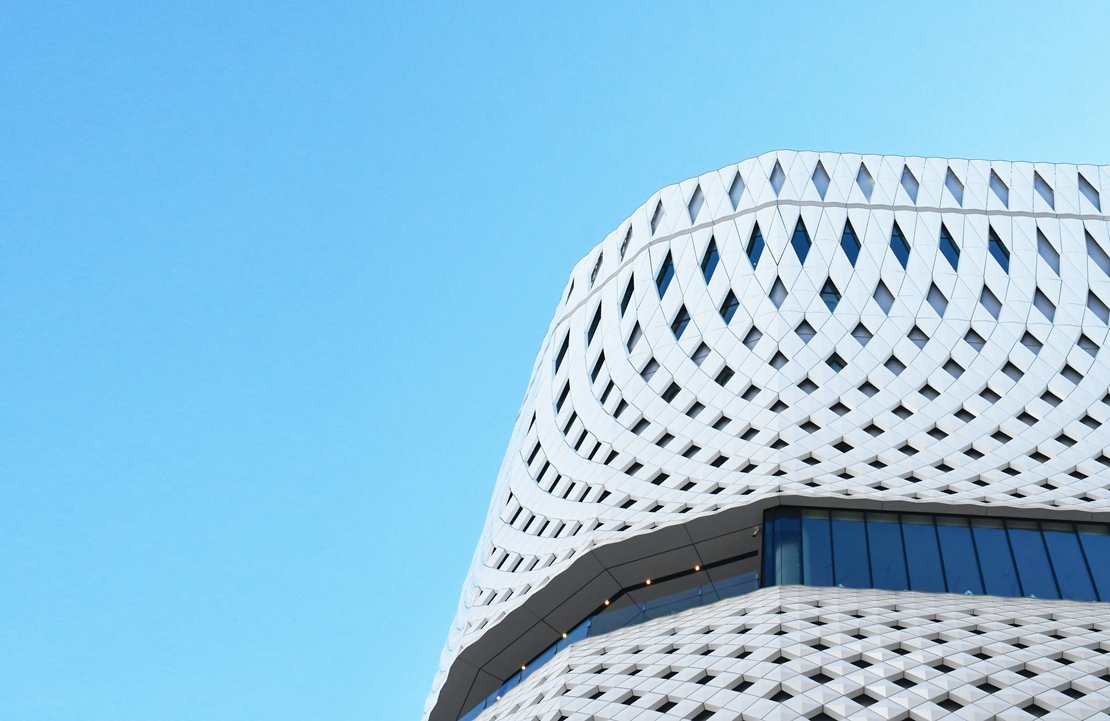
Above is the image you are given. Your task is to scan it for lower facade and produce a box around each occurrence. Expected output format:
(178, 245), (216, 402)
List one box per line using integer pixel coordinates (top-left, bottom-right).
(472, 586), (1110, 721)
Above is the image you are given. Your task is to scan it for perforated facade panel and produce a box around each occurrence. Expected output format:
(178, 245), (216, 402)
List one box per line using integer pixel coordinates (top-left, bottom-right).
(425, 152), (1110, 721)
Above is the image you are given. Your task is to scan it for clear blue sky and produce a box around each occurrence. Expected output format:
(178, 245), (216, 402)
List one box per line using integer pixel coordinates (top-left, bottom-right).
(1, 2), (1108, 719)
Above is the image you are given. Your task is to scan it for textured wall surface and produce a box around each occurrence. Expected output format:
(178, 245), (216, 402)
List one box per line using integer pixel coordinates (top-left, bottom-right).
(426, 152), (1110, 721)
(471, 586), (1110, 721)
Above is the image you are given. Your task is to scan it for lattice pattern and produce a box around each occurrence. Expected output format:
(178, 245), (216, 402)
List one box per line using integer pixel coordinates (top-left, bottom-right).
(426, 152), (1110, 719)
(475, 587), (1110, 721)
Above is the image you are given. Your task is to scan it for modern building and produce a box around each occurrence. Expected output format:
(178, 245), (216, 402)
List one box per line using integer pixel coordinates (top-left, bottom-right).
(425, 152), (1110, 721)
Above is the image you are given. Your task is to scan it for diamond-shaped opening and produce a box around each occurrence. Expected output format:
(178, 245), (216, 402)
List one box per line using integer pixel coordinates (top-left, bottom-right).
(770, 278), (788, 308)
(853, 692), (877, 707)
(796, 320), (816, 343)
(859, 381), (878, 396)
(856, 163), (874, 199)
(827, 353), (846, 372)
(874, 281), (895, 314)
(885, 355), (906, 375)
(770, 351), (788, 370)
(1023, 702), (1048, 718)
(1033, 288), (1056, 321)
(945, 167), (964, 205)
(944, 359), (965, 378)
(909, 325), (931, 348)
(830, 402), (850, 416)
(620, 276), (635, 316)
(792, 218), (813, 264)
(741, 384), (760, 401)
(746, 223), (765, 268)
(980, 286), (1002, 319)
(620, 225), (632, 259)
(692, 343), (711, 366)
(927, 283), (948, 317)
(770, 161), (786, 195)
(717, 290), (738, 323)
(688, 184), (705, 223)
(728, 172), (745, 210)
(1089, 290), (1110, 324)
(715, 366), (734, 386)
(1078, 334), (1099, 356)
(671, 305), (691, 339)
(820, 278), (841, 311)
(812, 161), (830, 199)
(852, 323), (873, 345)
(920, 383), (939, 400)
(965, 328), (985, 351)
(1034, 171), (1054, 208)
(713, 415), (731, 430)
(743, 326), (763, 350)
(1038, 228), (1061, 274)
(900, 166), (919, 203)
(650, 199), (664, 234)
(890, 222), (911, 268)
(1079, 172), (1101, 211)
(798, 378), (818, 394)
(640, 357), (659, 380)
(841, 220), (861, 266)
(655, 250), (674, 296)
(701, 237), (719, 282)
(892, 404), (913, 419)
(939, 224), (960, 270)
(988, 226), (1010, 272)
(989, 169), (1009, 206)
(1020, 332), (1042, 354)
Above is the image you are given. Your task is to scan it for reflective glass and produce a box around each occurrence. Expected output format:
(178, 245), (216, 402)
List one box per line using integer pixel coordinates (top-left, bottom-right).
(936, 516), (984, 595)
(841, 221), (861, 266)
(801, 509), (834, 586)
(971, 518), (1021, 597)
(831, 511), (870, 588)
(776, 512), (802, 585)
(746, 224), (765, 268)
(867, 512), (909, 591)
(1006, 520), (1059, 599)
(902, 514), (946, 593)
(762, 510), (778, 586)
(1077, 524), (1110, 601)
(1042, 522), (1097, 602)
(701, 239), (719, 282)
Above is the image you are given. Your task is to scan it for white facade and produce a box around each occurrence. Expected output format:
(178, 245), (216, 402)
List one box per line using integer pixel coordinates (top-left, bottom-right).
(426, 152), (1110, 721)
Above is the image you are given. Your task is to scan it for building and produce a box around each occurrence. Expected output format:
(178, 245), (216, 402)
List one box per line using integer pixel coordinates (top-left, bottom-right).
(425, 151), (1110, 721)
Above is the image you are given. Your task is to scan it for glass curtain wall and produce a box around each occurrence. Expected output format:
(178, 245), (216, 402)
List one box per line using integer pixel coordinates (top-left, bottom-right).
(763, 507), (1110, 602)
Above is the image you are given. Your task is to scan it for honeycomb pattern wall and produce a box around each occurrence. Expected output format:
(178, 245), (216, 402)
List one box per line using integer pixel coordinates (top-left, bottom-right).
(426, 152), (1110, 721)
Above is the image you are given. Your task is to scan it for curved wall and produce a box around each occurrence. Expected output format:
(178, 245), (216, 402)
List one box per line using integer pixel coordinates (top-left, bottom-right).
(425, 152), (1110, 721)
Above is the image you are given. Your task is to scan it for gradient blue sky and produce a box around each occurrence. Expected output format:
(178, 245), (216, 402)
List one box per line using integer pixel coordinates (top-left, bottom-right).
(2, 3), (1109, 720)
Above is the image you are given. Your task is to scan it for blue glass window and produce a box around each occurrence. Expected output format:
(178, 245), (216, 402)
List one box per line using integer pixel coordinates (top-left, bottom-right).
(890, 222), (911, 269)
(801, 509), (834, 587)
(1006, 520), (1059, 599)
(820, 278), (841, 311)
(656, 251), (674, 297)
(1078, 524), (1110, 601)
(670, 305), (691, 340)
(1042, 522), (1097, 602)
(841, 221), (861, 266)
(587, 304), (602, 345)
(867, 513), (909, 591)
(746, 224), (765, 268)
(701, 238), (719, 282)
(971, 518), (1021, 597)
(902, 515), (946, 593)
(719, 290), (739, 323)
(791, 219), (812, 264)
(774, 512), (801, 585)
(938, 224), (960, 270)
(933, 516), (983, 595)
(988, 226), (1010, 273)
(620, 277), (635, 316)
(831, 511), (870, 588)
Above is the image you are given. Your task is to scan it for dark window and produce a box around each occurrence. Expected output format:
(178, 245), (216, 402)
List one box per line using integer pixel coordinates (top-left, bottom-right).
(701, 238), (719, 282)
(988, 227), (1010, 273)
(554, 335), (570, 373)
(1007, 520), (1059, 599)
(902, 515), (946, 593)
(800, 509), (834, 587)
(1042, 523), (1097, 602)
(1078, 525), (1110, 600)
(867, 513), (909, 591)
(890, 222), (911, 269)
(936, 516), (984, 595)
(841, 221), (861, 266)
(671, 306), (691, 340)
(587, 305), (602, 345)
(831, 511), (871, 589)
(746, 224), (765, 268)
(939, 224), (960, 270)
(620, 277), (635, 316)
(820, 278), (841, 311)
(971, 518), (1021, 597)
(656, 251), (674, 296)
(720, 291), (739, 323)
(791, 218), (812, 264)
